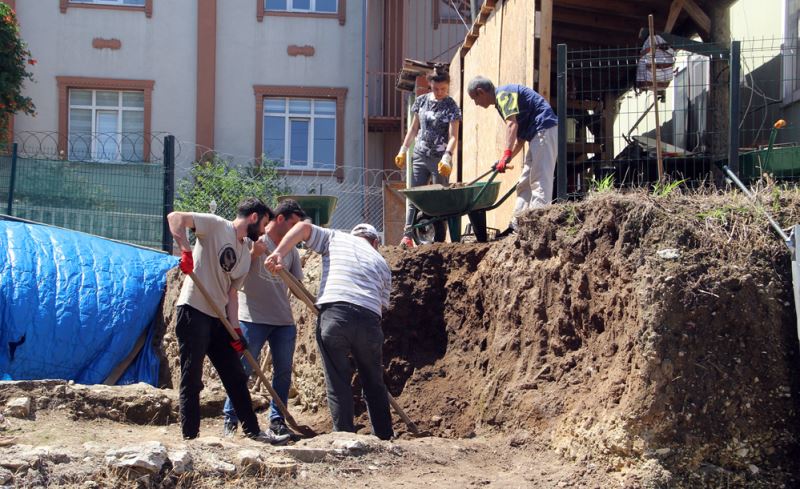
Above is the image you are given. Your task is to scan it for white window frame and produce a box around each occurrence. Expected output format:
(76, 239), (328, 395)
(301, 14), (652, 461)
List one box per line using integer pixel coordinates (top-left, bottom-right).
(263, 97), (337, 170)
(68, 89), (146, 162)
(70, 0), (145, 5)
(265, 0), (337, 14)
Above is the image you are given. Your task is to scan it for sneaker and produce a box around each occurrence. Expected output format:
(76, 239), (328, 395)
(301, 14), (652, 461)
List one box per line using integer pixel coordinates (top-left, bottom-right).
(496, 226), (517, 239)
(399, 236), (415, 249)
(222, 420), (238, 438)
(270, 418), (291, 437)
(248, 430), (290, 445)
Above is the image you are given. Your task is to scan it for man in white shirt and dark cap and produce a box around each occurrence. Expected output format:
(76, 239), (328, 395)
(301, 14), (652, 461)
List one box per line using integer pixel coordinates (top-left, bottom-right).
(265, 221), (394, 440)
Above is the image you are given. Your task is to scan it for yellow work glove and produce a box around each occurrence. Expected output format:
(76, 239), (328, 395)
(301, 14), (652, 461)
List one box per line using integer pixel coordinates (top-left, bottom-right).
(394, 146), (408, 169)
(437, 152), (452, 178)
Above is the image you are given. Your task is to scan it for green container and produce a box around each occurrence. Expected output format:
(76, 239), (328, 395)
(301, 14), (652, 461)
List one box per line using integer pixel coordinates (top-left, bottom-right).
(739, 146), (800, 181)
(400, 182), (501, 217)
(278, 195), (338, 227)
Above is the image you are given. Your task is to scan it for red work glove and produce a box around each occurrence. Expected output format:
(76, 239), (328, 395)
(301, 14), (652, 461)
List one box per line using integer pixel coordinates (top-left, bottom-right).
(230, 327), (248, 354)
(493, 149), (513, 173)
(179, 250), (194, 274)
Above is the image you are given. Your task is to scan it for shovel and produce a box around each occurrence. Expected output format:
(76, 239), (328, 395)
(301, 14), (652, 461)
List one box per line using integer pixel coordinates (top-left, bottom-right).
(277, 269), (420, 435)
(187, 272), (317, 438)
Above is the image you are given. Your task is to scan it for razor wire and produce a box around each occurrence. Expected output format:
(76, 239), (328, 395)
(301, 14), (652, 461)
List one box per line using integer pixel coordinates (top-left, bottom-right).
(173, 139), (404, 234)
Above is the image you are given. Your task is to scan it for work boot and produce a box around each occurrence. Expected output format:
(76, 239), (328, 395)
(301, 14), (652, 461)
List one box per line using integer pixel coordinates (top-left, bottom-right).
(222, 420), (238, 438)
(248, 430), (290, 445)
(270, 418), (291, 437)
(399, 236), (414, 249)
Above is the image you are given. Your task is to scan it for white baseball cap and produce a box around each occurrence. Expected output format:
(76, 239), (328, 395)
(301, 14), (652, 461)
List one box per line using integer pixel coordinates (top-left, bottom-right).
(351, 223), (380, 243)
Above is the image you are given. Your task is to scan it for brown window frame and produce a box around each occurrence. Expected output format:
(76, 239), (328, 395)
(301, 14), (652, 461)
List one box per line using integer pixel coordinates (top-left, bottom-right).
(60, 0), (153, 17)
(254, 85), (347, 181)
(56, 76), (155, 162)
(257, 0), (345, 25)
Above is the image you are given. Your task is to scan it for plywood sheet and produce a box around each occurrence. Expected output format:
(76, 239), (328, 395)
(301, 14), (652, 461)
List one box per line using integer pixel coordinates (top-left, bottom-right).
(457, 0), (536, 231)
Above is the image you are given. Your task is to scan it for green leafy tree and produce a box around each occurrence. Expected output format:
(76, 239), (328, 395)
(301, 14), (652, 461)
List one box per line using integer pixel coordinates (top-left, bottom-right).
(0, 3), (35, 143)
(175, 156), (291, 219)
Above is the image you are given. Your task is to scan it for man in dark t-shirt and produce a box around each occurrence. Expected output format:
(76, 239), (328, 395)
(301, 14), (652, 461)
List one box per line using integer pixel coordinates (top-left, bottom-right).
(468, 76), (558, 234)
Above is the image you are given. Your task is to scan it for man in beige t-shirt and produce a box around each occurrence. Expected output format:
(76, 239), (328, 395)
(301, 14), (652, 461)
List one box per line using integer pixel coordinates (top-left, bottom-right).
(167, 198), (288, 444)
(222, 199), (306, 438)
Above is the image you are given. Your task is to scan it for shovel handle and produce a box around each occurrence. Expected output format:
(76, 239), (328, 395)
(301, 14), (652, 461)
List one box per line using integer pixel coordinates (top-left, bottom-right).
(187, 272), (303, 432)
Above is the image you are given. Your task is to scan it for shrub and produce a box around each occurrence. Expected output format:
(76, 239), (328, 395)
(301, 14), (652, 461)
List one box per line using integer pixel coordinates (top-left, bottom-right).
(0, 4), (36, 143)
(175, 156), (290, 219)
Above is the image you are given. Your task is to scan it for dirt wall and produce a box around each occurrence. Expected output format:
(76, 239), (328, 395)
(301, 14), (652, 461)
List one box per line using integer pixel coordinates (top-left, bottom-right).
(158, 192), (800, 486)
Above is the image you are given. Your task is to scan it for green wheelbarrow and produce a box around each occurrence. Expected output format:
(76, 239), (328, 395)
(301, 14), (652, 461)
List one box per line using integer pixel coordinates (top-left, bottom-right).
(278, 195), (338, 227)
(400, 169), (517, 244)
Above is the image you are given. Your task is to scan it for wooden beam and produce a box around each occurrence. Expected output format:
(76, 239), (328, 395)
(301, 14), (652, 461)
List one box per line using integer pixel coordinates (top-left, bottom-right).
(553, 7), (638, 34)
(555, 0), (666, 19)
(664, 0), (684, 33)
(567, 99), (603, 111)
(553, 22), (637, 47)
(538, 0), (553, 103)
(681, 0), (711, 36)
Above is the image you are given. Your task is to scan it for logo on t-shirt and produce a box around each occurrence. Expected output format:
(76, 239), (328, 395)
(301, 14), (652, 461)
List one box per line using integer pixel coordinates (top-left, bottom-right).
(218, 246), (237, 272)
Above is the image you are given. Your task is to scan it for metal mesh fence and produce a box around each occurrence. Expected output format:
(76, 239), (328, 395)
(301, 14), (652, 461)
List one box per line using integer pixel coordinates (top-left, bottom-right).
(0, 132), (170, 249)
(173, 142), (402, 239)
(557, 37), (800, 198)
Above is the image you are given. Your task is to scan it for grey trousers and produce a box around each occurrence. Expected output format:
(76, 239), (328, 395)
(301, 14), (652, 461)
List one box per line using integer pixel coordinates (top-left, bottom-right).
(316, 302), (393, 440)
(404, 152), (449, 236)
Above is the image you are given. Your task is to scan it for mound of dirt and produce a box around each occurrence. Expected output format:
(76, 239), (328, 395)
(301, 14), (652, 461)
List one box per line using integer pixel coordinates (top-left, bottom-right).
(156, 192), (800, 487)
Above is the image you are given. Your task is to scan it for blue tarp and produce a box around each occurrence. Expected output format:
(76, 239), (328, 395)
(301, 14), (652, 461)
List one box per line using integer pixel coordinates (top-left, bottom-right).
(0, 221), (177, 385)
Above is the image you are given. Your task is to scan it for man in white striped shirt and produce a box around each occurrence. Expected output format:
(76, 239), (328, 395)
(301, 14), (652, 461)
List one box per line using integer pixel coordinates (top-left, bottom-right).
(265, 222), (393, 440)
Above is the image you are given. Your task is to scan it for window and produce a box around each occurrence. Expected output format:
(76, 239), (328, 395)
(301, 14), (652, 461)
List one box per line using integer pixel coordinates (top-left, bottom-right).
(70, 0), (145, 5)
(57, 77), (154, 162)
(68, 90), (145, 161)
(60, 0), (152, 17)
(254, 86), (347, 178)
(263, 98), (336, 170)
(266, 0), (336, 13)
(258, 0), (345, 24)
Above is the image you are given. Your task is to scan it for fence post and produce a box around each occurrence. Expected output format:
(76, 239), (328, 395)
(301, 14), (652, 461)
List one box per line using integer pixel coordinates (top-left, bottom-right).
(728, 41), (741, 174)
(556, 44), (568, 200)
(162, 135), (175, 254)
(6, 142), (18, 215)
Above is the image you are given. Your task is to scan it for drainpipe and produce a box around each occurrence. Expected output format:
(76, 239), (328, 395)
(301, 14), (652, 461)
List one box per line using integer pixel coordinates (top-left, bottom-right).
(361, 0), (368, 222)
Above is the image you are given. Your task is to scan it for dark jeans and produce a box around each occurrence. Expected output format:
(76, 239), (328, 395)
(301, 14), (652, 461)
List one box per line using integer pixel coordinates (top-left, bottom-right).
(316, 302), (393, 440)
(176, 305), (260, 438)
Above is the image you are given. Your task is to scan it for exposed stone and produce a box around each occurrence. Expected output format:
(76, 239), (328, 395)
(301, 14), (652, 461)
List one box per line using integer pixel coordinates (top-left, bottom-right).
(236, 449), (265, 474)
(0, 458), (29, 471)
(331, 438), (368, 454)
(0, 466), (12, 484)
(4, 397), (31, 418)
(104, 441), (167, 474)
(208, 458), (237, 474)
(168, 449), (193, 475)
(275, 447), (337, 463)
(265, 456), (298, 476)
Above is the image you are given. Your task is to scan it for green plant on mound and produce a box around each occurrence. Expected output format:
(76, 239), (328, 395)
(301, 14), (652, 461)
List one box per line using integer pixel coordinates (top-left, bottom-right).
(696, 204), (751, 226)
(588, 173), (615, 193)
(651, 179), (686, 198)
(175, 155), (290, 219)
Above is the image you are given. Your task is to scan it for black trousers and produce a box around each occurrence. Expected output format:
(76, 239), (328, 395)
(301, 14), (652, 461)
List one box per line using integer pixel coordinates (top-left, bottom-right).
(175, 305), (260, 438)
(316, 302), (394, 440)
